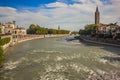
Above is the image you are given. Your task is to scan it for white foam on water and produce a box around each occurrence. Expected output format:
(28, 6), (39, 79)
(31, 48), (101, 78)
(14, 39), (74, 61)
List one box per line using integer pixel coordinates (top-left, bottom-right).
(33, 49), (63, 54)
(39, 73), (68, 80)
(45, 63), (66, 73)
(97, 58), (108, 64)
(71, 64), (95, 77)
(4, 61), (20, 70)
(33, 55), (50, 63)
(37, 62), (100, 80)
(45, 62), (95, 76)
(87, 69), (107, 80)
(4, 57), (28, 70)
(69, 41), (81, 45)
(33, 69), (69, 80)
(96, 69), (106, 74)
(55, 53), (81, 61)
(56, 56), (63, 61)
(68, 63), (82, 73)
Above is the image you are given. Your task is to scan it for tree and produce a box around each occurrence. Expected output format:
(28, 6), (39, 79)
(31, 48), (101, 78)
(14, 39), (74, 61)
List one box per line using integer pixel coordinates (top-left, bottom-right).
(84, 24), (98, 35)
(27, 24), (70, 35)
(27, 24), (37, 34)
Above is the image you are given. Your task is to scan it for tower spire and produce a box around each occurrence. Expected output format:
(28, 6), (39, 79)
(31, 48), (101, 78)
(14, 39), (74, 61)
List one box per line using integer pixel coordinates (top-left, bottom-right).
(96, 6), (99, 12)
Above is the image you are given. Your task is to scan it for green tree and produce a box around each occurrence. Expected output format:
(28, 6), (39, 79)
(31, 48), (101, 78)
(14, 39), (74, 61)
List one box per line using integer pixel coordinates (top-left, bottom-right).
(84, 24), (98, 35)
(27, 24), (36, 34)
(27, 24), (70, 35)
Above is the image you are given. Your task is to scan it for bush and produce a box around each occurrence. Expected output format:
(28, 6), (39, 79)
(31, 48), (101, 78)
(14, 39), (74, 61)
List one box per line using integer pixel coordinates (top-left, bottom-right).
(0, 37), (11, 46)
(0, 37), (10, 65)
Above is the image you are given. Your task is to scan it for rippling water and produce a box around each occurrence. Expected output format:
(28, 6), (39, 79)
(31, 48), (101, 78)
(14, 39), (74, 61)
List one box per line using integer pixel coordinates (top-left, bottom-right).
(0, 37), (120, 80)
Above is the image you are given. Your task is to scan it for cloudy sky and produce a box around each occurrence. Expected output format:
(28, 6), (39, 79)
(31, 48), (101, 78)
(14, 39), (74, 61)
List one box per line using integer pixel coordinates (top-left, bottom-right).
(0, 0), (120, 31)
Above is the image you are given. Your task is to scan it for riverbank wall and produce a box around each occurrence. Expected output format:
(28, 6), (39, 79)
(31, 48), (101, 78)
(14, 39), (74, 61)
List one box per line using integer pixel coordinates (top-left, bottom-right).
(2, 34), (69, 50)
(80, 35), (120, 47)
(17, 34), (69, 43)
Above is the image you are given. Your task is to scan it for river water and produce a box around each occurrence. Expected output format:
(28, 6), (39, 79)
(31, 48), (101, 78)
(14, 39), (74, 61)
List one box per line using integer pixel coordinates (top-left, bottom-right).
(0, 36), (120, 80)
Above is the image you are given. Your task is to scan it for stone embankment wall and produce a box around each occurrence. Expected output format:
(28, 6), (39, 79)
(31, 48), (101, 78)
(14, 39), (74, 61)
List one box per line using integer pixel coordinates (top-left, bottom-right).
(80, 35), (120, 47)
(1, 34), (69, 50)
(17, 34), (69, 43)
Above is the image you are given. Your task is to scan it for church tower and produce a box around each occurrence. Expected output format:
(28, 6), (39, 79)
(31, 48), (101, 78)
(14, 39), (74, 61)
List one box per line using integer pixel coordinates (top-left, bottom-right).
(95, 6), (100, 25)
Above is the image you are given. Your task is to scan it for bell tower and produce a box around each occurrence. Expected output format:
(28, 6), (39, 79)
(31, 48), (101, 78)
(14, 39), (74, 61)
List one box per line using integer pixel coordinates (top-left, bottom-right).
(95, 6), (100, 25)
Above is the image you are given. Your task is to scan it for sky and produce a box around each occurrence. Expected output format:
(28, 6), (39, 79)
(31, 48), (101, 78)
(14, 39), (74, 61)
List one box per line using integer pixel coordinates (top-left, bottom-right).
(0, 0), (120, 31)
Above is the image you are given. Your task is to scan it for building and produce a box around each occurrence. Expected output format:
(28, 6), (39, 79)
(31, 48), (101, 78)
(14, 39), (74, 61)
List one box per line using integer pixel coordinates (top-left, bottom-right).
(0, 21), (27, 36)
(95, 6), (100, 25)
(94, 6), (120, 39)
(13, 27), (26, 36)
(4, 21), (16, 34)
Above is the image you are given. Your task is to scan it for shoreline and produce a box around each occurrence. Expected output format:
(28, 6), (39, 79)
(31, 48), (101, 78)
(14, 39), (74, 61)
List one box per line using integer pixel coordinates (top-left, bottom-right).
(17, 34), (69, 43)
(2, 34), (69, 50)
(80, 35), (120, 47)
(17, 35), (44, 43)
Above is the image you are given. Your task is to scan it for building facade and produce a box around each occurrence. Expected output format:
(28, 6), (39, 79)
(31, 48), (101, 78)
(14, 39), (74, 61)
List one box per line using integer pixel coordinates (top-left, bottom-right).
(4, 21), (16, 34)
(13, 27), (26, 36)
(0, 21), (27, 36)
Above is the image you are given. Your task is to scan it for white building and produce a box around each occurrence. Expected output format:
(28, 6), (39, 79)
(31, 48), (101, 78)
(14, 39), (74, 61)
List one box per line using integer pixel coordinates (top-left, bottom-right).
(13, 27), (27, 36)
(4, 21), (16, 34)
(0, 21), (27, 36)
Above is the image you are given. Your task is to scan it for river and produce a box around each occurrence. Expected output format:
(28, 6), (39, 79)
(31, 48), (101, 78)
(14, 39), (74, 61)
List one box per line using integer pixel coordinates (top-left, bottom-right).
(0, 36), (120, 80)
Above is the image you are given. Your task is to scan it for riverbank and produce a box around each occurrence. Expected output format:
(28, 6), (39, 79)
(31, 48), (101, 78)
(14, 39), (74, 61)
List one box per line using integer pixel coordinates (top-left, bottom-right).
(17, 34), (69, 43)
(80, 35), (120, 47)
(2, 34), (69, 50)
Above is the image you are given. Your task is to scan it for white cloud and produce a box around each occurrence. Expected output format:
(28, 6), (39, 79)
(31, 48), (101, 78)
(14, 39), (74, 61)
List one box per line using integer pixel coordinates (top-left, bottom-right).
(0, 0), (120, 31)
(46, 2), (68, 8)
(73, 0), (102, 5)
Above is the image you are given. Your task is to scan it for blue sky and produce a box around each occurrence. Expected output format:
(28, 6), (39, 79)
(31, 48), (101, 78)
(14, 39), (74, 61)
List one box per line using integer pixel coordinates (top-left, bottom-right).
(0, 0), (120, 31)
(0, 0), (56, 8)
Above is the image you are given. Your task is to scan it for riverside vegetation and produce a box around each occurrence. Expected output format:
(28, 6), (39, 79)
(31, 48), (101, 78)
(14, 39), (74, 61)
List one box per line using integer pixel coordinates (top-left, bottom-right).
(0, 37), (11, 65)
(27, 24), (70, 34)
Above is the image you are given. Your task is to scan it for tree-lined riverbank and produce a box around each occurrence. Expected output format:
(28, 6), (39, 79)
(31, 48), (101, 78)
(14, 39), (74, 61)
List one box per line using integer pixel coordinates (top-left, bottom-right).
(27, 24), (70, 34)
